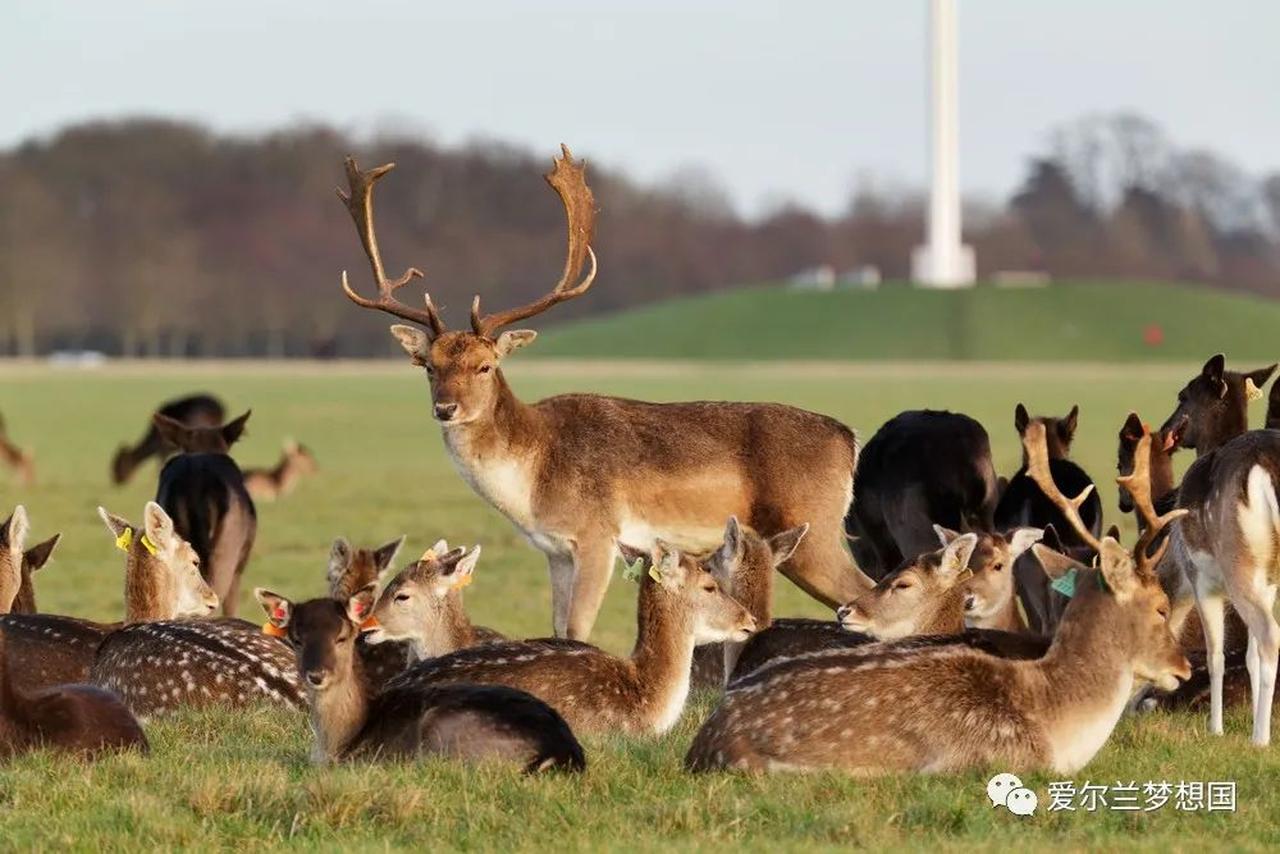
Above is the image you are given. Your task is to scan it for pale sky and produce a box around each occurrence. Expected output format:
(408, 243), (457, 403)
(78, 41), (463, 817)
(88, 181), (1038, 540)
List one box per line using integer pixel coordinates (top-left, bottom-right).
(4, 0), (1277, 216)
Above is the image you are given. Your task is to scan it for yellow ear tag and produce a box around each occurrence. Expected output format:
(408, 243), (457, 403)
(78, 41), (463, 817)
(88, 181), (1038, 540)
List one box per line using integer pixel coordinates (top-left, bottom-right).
(452, 573), (474, 591)
(115, 527), (133, 552)
(1246, 378), (1263, 402)
(139, 534), (159, 556)
(648, 565), (663, 583)
(262, 621), (287, 638)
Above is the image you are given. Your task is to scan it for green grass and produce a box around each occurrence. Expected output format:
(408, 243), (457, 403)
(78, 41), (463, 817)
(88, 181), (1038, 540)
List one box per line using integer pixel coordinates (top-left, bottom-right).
(1, 359), (1279, 851)
(535, 280), (1280, 362)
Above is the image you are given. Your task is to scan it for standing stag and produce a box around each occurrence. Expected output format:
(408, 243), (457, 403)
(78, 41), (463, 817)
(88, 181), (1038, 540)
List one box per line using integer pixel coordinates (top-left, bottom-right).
(111, 393), (225, 485)
(336, 146), (869, 639)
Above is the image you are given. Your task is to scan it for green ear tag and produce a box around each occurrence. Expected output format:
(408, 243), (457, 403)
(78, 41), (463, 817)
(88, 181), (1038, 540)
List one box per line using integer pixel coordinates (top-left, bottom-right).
(1051, 568), (1079, 598)
(620, 557), (644, 583)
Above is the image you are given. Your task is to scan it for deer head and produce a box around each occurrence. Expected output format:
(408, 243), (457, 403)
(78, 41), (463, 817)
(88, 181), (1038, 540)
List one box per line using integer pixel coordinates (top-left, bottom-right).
(934, 525), (1042, 628)
(1015, 403), (1079, 462)
(1117, 412), (1182, 515)
(363, 542), (481, 654)
(700, 517), (808, 627)
(337, 145), (597, 425)
(98, 502), (219, 621)
(282, 438), (318, 474)
(836, 534), (979, 640)
(256, 585), (375, 691)
(152, 411), (251, 454)
(324, 536), (405, 601)
(618, 541), (757, 644)
(1160, 354), (1276, 453)
(0, 506), (61, 615)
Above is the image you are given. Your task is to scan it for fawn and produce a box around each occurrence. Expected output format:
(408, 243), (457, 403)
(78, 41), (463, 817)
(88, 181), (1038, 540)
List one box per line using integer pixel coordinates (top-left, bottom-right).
(243, 439), (318, 501)
(936, 526), (1043, 632)
(373, 540), (756, 737)
(111, 393), (225, 485)
(0, 631), (148, 759)
(0, 506), (61, 615)
(255, 586), (585, 772)
(687, 422), (1190, 774)
(88, 502), (303, 718)
(363, 541), (506, 662)
(324, 535), (413, 689)
(153, 410), (256, 616)
(336, 147), (870, 640)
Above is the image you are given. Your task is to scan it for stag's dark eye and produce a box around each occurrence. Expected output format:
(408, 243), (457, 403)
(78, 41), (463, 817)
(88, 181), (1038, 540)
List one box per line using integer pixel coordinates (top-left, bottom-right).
(478, 365), (492, 374)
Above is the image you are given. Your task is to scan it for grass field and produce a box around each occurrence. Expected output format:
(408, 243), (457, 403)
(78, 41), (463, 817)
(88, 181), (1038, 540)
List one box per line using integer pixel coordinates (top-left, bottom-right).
(536, 280), (1280, 363)
(1, 358), (1279, 851)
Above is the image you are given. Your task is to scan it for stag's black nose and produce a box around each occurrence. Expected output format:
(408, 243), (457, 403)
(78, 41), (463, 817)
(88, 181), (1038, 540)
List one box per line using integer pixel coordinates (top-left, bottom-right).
(434, 402), (459, 422)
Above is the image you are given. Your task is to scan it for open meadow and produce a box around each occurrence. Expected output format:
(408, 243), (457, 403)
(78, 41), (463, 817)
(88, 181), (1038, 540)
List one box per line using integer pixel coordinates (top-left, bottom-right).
(1, 358), (1279, 851)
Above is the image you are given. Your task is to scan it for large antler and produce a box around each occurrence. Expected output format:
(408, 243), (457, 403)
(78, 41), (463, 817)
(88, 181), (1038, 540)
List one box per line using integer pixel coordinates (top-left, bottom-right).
(1022, 421), (1104, 554)
(1115, 418), (1189, 576)
(469, 144), (598, 337)
(337, 157), (446, 336)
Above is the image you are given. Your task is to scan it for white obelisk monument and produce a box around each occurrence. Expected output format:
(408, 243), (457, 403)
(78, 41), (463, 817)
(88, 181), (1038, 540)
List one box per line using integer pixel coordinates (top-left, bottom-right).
(912, 0), (975, 287)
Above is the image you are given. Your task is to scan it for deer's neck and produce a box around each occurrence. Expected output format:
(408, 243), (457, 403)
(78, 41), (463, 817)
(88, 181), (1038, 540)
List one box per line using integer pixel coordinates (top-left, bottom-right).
(443, 373), (545, 462)
(629, 585), (696, 733)
(1148, 448), (1177, 507)
(1199, 400), (1249, 456)
(123, 554), (172, 623)
(409, 598), (476, 661)
(309, 656), (370, 763)
(734, 545), (775, 628)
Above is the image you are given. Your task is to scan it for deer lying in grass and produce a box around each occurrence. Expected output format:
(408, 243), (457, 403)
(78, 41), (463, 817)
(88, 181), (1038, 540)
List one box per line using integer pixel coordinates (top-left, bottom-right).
(687, 422), (1190, 774)
(845, 410), (998, 578)
(363, 542), (506, 663)
(0, 414), (35, 487)
(255, 587), (585, 772)
(325, 536), (410, 689)
(0, 507), (61, 615)
(243, 439), (318, 501)
(111, 393), (225, 485)
(936, 526), (1043, 632)
(374, 541), (755, 737)
(336, 147), (869, 639)
(0, 631), (147, 760)
(153, 410), (256, 616)
(89, 503), (303, 718)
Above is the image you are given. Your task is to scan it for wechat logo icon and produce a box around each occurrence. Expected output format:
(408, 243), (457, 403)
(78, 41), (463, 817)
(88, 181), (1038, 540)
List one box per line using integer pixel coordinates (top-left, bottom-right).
(987, 772), (1038, 816)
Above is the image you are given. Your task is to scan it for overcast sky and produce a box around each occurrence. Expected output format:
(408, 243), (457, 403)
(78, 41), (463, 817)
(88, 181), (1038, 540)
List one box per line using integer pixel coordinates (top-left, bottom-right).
(5, 1), (1277, 216)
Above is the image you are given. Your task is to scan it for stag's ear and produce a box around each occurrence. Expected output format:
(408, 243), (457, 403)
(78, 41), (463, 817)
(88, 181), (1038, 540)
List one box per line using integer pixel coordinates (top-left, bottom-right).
(389, 325), (430, 361)
(933, 524), (962, 546)
(1098, 537), (1138, 600)
(1120, 412), (1144, 443)
(768, 523), (808, 567)
(152, 413), (190, 447)
(1030, 542), (1086, 581)
(938, 533), (978, 581)
(24, 533), (61, 571)
(1014, 403), (1030, 435)
(1007, 528), (1043, 560)
(494, 329), (537, 358)
(221, 411), (251, 447)
(1062, 405), (1080, 439)
(1202, 353), (1226, 382)
(255, 588), (293, 628)
(1106, 524), (1122, 540)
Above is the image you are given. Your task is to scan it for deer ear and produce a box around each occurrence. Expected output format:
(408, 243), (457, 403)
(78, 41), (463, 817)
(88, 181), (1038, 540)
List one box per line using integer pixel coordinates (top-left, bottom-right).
(938, 533), (978, 580)
(1202, 353), (1226, 382)
(1006, 528), (1043, 561)
(326, 538), (353, 589)
(97, 506), (132, 540)
(254, 588), (292, 628)
(221, 411), (251, 447)
(1062, 405), (1079, 438)
(1120, 411), (1144, 442)
(768, 523), (808, 567)
(346, 582), (378, 624)
(494, 329), (537, 357)
(373, 535), (406, 574)
(1105, 524), (1122, 540)
(1014, 403), (1030, 434)
(2, 506), (29, 552)
(933, 524), (962, 546)
(142, 502), (176, 552)
(389, 325), (430, 360)
(1030, 542), (1086, 581)
(152, 413), (190, 447)
(616, 542), (650, 569)
(712, 517), (745, 572)
(651, 541), (685, 589)
(439, 546), (481, 592)
(1098, 538), (1138, 599)
(24, 533), (61, 571)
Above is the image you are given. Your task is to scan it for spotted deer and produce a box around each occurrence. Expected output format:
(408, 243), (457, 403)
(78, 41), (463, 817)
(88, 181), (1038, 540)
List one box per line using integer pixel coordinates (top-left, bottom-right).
(336, 146), (869, 640)
(0, 507), (61, 615)
(153, 410), (256, 616)
(255, 587), (585, 772)
(325, 536), (410, 688)
(88, 502), (303, 718)
(243, 439), (318, 501)
(0, 414), (35, 487)
(0, 631), (148, 759)
(374, 541), (755, 737)
(687, 422), (1190, 774)
(363, 541), (506, 663)
(111, 393), (225, 485)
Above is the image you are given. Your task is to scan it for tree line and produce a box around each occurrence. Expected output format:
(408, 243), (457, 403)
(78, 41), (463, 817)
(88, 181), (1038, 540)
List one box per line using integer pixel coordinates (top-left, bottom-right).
(0, 112), (1276, 357)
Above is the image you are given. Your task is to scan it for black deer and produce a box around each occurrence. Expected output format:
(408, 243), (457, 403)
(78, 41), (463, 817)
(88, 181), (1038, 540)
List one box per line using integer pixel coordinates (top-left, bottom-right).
(112, 393), (225, 485)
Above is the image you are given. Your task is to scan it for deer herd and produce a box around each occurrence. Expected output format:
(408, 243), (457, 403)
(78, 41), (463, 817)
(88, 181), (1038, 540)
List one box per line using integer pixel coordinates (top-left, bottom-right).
(1, 146), (1278, 783)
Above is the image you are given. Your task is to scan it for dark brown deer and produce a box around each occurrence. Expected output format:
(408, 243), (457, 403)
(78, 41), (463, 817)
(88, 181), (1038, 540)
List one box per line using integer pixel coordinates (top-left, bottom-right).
(1160, 355), (1276, 457)
(1268, 378), (1280, 430)
(372, 541), (755, 736)
(845, 410), (998, 578)
(336, 147), (869, 640)
(687, 422), (1190, 774)
(243, 439), (318, 501)
(111, 393), (225, 485)
(1117, 413), (1183, 520)
(0, 413), (35, 487)
(995, 403), (1101, 635)
(363, 542), (506, 662)
(87, 502), (303, 718)
(325, 536), (410, 689)
(0, 631), (148, 759)
(153, 410), (255, 616)
(255, 587), (585, 772)
(0, 507), (61, 615)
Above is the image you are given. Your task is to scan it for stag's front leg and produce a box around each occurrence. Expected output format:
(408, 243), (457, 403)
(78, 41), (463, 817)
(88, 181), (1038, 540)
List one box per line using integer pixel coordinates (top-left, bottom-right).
(565, 535), (616, 641)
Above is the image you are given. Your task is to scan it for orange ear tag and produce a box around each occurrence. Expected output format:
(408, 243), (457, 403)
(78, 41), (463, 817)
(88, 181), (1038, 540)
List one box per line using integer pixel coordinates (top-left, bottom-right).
(262, 622), (287, 638)
(452, 574), (474, 591)
(359, 615), (380, 631)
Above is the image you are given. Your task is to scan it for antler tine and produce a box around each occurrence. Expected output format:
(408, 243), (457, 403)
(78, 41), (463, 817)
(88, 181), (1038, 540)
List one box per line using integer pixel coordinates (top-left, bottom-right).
(471, 144), (598, 337)
(337, 156), (446, 336)
(1021, 421), (1104, 554)
(1117, 420), (1189, 576)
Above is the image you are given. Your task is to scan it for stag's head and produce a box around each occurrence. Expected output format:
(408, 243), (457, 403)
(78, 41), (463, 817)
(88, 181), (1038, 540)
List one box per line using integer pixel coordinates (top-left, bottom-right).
(337, 146), (597, 426)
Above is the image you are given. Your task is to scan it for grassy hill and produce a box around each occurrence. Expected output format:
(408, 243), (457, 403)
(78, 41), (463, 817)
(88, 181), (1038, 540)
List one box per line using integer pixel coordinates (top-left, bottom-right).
(535, 280), (1280, 361)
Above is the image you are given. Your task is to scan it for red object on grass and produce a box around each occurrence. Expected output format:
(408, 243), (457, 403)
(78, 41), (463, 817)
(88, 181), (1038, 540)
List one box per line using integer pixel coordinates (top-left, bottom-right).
(1143, 324), (1164, 347)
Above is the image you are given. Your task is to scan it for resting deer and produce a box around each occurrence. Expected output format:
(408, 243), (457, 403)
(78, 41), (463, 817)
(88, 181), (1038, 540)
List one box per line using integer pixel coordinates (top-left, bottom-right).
(336, 147), (869, 639)
(687, 422), (1190, 774)
(255, 586), (585, 772)
(111, 393), (225, 485)
(0, 507), (61, 615)
(363, 542), (506, 662)
(0, 631), (148, 759)
(153, 410), (256, 616)
(326, 536), (410, 688)
(89, 503), (303, 718)
(1160, 354), (1276, 457)
(243, 439), (318, 501)
(373, 541), (756, 737)
(935, 526), (1043, 632)
(846, 410), (998, 578)
(0, 414), (35, 487)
